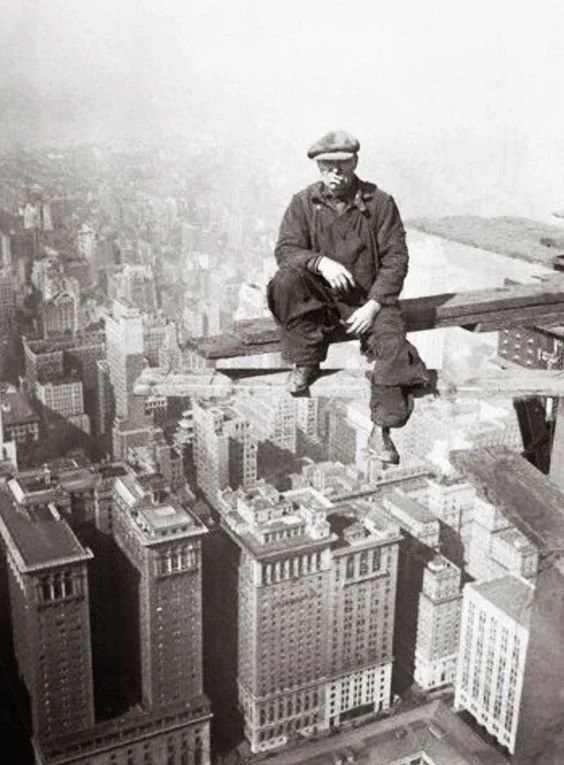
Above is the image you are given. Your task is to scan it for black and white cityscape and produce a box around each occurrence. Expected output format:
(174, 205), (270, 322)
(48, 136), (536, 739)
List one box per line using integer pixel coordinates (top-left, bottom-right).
(1, 4), (564, 765)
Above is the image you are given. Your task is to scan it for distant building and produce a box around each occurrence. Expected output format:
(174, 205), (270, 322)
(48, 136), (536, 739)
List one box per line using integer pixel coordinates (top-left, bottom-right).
(295, 398), (319, 443)
(42, 289), (79, 337)
(498, 324), (564, 370)
(23, 333), (105, 444)
(235, 395), (297, 454)
(424, 475), (476, 552)
(0, 398), (17, 471)
(35, 377), (91, 437)
(173, 409), (195, 450)
(466, 497), (538, 582)
(192, 399), (257, 506)
(105, 302), (153, 458)
(117, 264), (158, 312)
(289, 459), (362, 498)
(414, 555), (462, 690)
(0, 269), (16, 338)
(455, 575), (534, 754)
(1, 386), (40, 444)
(143, 313), (168, 366)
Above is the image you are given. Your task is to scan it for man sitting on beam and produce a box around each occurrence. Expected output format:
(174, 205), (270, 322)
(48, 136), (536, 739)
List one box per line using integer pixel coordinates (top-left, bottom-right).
(267, 130), (433, 464)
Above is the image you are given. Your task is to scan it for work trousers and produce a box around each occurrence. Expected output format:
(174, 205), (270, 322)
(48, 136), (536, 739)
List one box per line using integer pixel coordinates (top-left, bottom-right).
(267, 265), (429, 428)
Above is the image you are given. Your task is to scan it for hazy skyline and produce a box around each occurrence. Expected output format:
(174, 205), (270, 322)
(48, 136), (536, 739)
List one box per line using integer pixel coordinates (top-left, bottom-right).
(1, 0), (564, 218)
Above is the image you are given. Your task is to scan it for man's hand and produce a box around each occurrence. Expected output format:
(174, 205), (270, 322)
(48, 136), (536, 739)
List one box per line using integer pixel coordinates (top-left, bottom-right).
(345, 299), (381, 336)
(317, 256), (355, 292)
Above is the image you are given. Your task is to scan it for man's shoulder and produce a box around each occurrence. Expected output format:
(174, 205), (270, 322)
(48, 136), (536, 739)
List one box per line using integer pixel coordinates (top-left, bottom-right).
(358, 179), (393, 207)
(291, 182), (324, 203)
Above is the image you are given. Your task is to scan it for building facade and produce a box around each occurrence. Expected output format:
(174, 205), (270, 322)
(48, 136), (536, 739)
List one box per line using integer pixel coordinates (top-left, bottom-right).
(192, 399), (257, 507)
(414, 555), (462, 690)
(455, 575), (533, 754)
(0, 464), (212, 765)
(212, 483), (401, 752)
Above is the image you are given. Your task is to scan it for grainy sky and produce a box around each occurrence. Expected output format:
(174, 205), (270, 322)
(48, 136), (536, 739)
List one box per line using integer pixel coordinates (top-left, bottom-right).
(1, 0), (563, 216)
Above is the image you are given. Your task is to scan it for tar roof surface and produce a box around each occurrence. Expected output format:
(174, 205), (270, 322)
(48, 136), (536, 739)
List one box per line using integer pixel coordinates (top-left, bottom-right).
(0, 490), (87, 569)
(470, 575), (534, 628)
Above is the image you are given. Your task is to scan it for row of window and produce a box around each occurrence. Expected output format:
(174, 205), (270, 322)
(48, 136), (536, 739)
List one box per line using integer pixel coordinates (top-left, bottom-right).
(39, 571), (79, 602)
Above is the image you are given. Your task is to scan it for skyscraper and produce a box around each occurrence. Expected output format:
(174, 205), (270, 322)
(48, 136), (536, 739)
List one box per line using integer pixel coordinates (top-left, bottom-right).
(0, 464), (212, 765)
(0, 485), (95, 742)
(105, 301), (152, 458)
(209, 483), (401, 752)
(455, 575), (534, 754)
(192, 399), (257, 507)
(414, 555), (462, 690)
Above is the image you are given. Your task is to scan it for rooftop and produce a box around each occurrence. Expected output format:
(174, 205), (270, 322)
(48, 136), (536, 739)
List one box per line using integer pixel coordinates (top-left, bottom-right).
(134, 502), (204, 540)
(24, 331), (105, 355)
(493, 525), (537, 553)
(328, 500), (401, 550)
(58, 468), (99, 493)
(0, 490), (90, 571)
(259, 700), (508, 765)
(1, 387), (39, 426)
(470, 575), (534, 628)
(384, 490), (437, 526)
(408, 215), (564, 267)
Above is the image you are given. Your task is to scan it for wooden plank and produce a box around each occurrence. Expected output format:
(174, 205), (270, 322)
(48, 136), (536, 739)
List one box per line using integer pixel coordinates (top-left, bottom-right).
(135, 364), (564, 400)
(134, 368), (372, 399)
(183, 277), (564, 360)
(407, 216), (564, 268)
(451, 446), (564, 553)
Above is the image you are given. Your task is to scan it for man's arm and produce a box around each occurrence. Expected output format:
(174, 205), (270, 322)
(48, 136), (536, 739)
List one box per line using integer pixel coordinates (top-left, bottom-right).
(367, 196), (409, 305)
(274, 194), (319, 269)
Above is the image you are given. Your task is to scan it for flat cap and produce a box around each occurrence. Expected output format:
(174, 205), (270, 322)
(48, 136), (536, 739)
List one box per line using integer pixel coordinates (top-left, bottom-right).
(307, 130), (360, 161)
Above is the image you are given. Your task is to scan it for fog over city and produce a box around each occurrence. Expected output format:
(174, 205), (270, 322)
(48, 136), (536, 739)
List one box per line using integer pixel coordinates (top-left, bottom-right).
(2, 0), (564, 218)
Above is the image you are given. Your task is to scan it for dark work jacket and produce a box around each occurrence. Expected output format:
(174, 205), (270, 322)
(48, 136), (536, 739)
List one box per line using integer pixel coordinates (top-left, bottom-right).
(274, 177), (409, 306)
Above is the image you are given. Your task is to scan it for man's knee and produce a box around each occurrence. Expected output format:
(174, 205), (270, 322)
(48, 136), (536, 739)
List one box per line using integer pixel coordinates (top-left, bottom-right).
(372, 305), (406, 337)
(269, 265), (309, 294)
(370, 384), (414, 428)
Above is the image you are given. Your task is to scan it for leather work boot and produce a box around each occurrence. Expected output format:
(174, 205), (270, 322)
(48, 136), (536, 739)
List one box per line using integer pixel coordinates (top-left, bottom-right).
(287, 364), (321, 397)
(367, 425), (400, 465)
(409, 369), (439, 399)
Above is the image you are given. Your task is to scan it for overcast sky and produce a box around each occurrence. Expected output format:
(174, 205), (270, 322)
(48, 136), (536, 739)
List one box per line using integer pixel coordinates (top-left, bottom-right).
(1, 0), (563, 216)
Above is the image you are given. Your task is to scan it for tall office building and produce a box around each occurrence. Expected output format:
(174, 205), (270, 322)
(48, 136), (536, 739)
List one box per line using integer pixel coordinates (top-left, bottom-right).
(111, 475), (208, 713)
(210, 484), (401, 752)
(325, 499), (401, 729)
(414, 555), (462, 690)
(0, 464), (212, 765)
(0, 485), (95, 743)
(382, 490), (440, 692)
(455, 575), (534, 754)
(105, 301), (152, 458)
(192, 399), (257, 507)
(0, 268), (16, 337)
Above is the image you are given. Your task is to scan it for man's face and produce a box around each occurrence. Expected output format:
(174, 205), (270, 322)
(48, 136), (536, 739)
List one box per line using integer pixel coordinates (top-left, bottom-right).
(317, 157), (358, 195)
